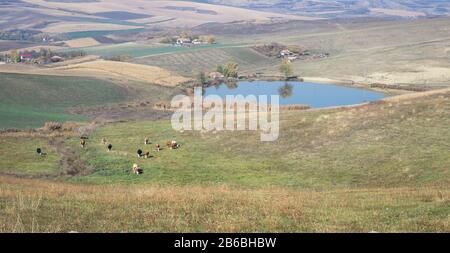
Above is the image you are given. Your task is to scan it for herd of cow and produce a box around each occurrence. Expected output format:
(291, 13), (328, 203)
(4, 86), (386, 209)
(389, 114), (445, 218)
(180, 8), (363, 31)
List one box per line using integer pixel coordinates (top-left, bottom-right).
(36, 136), (181, 175)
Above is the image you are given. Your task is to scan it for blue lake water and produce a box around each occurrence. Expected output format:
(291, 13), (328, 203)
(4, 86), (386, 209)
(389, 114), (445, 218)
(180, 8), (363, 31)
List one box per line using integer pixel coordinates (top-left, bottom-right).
(204, 81), (385, 108)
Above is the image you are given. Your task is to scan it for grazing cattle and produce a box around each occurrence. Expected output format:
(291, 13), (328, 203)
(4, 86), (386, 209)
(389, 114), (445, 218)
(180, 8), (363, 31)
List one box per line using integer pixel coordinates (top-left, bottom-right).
(101, 138), (108, 145)
(132, 163), (142, 175)
(167, 140), (179, 150)
(144, 151), (150, 159)
(155, 144), (161, 151)
(107, 144), (112, 151)
(36, 148), (46, 156)
(137, 149), (143, 157)
(144, 138), (150, 145)
(80, 139), (86, 148)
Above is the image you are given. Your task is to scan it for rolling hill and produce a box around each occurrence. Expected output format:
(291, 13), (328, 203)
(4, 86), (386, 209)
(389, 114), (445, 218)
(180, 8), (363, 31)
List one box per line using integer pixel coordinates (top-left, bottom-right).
(1, 0), (449, 234)
(0, 0), (312, 33)
(191, 0), (450, 18)
(0, 87), (448, 232)
(0, 73), (128, 129)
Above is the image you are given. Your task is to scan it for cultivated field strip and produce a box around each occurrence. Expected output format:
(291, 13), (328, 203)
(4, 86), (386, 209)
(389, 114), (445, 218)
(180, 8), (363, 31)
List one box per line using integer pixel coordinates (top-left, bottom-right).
(134, 47), (279, 76)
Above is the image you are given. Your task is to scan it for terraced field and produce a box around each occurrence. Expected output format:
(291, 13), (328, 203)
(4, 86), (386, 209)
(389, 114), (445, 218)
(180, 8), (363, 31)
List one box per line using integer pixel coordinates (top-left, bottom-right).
(134, 47), (280, 76)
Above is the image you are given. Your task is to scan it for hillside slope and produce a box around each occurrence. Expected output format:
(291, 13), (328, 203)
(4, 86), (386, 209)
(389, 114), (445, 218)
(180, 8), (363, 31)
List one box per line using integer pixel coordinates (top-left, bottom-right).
(0, 72), (128, 129)
(62, 88), (450, 188)
(192, 0), (450, 18)
(0, 89), (449, 232)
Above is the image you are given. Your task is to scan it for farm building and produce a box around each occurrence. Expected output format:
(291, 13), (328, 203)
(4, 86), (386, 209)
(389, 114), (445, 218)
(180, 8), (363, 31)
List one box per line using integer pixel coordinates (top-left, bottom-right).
(177, 38), (192, 45)
(192, 39), (203, 45)
(280, 49), (299, 61)
(280, 49), (292, 56)
(19, 53), (33, 62)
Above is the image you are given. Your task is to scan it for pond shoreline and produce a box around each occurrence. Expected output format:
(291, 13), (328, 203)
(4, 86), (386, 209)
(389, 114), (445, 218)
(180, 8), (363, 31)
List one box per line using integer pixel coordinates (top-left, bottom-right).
(201, 80), (386, 109)
(246, 76), (411, 96)
(200, 75), (414, 97)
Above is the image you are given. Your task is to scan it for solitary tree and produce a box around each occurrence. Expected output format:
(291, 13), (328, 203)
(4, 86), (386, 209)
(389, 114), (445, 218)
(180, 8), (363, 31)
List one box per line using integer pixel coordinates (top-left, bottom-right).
(224, 61), (238, 78)
(9, 50), (19, 63)
(180, 31), (190, 39)
(279, 59), (293, 80)
(206, 35), (216, 44)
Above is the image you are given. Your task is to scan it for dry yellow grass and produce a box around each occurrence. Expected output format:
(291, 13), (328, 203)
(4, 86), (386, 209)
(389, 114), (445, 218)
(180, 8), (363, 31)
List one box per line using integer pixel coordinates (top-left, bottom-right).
(360, 66), (450, 86)
(53, 60), (190, 86)
(370, 8), (426, 17)
(0, 60), (190, 86)
(64, 38), (101, 48)
(0, 176), (448, 232)
(42, 22), (142, 33)
(382, 87), (450, 102)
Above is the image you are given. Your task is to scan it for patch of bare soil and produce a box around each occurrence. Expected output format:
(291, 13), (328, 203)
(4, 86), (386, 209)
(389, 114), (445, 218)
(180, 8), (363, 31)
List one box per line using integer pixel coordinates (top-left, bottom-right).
(47, 138), (94, 177)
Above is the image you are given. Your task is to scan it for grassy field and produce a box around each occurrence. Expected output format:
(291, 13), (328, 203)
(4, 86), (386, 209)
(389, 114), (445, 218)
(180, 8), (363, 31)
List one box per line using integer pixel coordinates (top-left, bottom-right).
(134, 46), (279, 76)
(0, 73), (129, 130)
(0, 138), (60, 177)
(0, 105), (86, 131)
(1, 14), (450, 232)
(62, 90), (450, 188)
(219, 18), (450, 88)
(64, 38), (101, 48)
(61, 42), (247, 58)
(0, 85), (448, 232)
(0, 176), (448, 232)
(61, 28), (146, 40)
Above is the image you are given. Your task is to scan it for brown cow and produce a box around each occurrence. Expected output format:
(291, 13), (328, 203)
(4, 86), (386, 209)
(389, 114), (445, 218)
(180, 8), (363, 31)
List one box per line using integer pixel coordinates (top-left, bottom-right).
(80, 139), (86, 148)
(132, 164), (142, 175)
(167, 140), (179, 150)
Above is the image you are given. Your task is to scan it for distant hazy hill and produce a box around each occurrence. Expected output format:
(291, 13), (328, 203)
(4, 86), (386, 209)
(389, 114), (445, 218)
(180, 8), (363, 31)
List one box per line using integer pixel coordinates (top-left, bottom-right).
(189, 0), (450, 18)
(0, 0), (312, 32)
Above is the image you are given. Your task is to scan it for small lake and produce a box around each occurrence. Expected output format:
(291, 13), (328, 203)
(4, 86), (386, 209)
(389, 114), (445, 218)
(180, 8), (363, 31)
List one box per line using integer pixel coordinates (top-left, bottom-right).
(204, 81), (385, 108)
